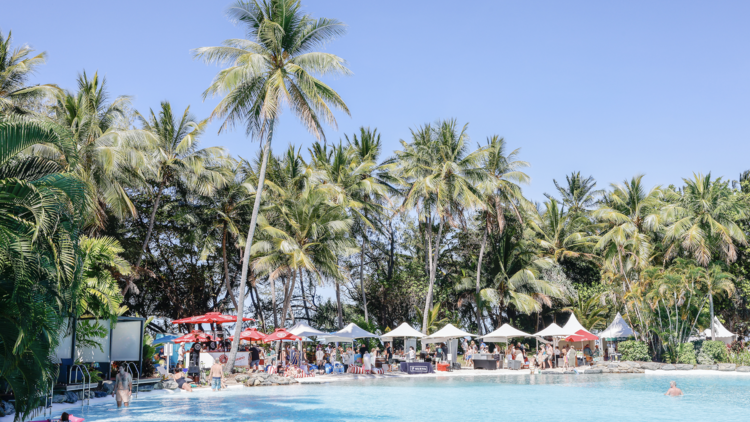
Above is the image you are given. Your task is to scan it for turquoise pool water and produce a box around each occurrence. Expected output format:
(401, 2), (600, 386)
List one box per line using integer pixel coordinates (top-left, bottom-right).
(57, 374), (750, 421)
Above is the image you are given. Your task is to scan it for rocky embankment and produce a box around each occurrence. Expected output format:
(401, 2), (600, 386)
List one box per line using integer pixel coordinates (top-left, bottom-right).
(587, 361), (750, 374)
(234, 373), (298, 387)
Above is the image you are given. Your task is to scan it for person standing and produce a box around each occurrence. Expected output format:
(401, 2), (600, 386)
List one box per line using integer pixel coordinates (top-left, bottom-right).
(567, 345), (577, 368)
(210, 360), (224, 392)
(315, 346), (325, 369)
(113, 366), (133, 408)
(408, 346), (416, 362)
(386, 342), (393, 363)
(249, 343), (261, 372)
(177, 344), (185, 366)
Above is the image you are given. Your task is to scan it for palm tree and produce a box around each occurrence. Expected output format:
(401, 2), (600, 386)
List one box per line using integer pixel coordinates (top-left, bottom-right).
(662, 173), (749, 266)
(50, 71), (151, 222)
(528, 198), (596, 263)
(394, 119), (488, 333)
(0, 117), (92, 419)
(700, 264), (735, 340)
(546, 172), (602, 214)
(193, 0), (351, 371)
(0, 29), (61, 114)
(474, 136), (529, 324)
(77, 236), (130, 320)
(562, 293), (608, 331)
(124, 101), (228, 295)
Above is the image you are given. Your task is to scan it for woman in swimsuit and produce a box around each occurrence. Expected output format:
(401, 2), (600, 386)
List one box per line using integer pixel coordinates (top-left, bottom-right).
(173, 364), (193, 392)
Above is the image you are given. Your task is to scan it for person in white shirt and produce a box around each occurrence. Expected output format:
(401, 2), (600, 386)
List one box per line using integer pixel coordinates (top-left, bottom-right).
(408, 346), (416, 362)
(363, 350), (372, 373)
(178, 344), (185, 365)
(315, 347), (325, 369)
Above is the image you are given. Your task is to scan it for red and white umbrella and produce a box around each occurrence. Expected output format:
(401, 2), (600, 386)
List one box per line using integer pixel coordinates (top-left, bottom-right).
(173, 330), (215, 344)
(228, 328), (267, 343)
(172, 312), (255, 325)
(563, 329), (599, 343)
(264, 328), (301, 342)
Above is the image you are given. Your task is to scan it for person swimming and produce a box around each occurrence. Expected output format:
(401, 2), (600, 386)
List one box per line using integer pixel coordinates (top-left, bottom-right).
(664, 381), (683, 396)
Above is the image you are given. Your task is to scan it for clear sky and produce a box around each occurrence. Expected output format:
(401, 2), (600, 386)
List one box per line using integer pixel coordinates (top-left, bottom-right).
(5, 0), (750, 201)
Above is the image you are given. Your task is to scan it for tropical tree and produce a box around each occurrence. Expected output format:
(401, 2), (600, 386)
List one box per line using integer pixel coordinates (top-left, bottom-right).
(0, 29), (60, 114)
(547, 172), (602, 214)
(528, 198), (596, 263)
(77, 236), (130, 320)
(124, 101), (228, 296)
(0, 117), (92, 420)
(394, 119), (488, 333)
(662, 173), (749, 266)
(562, 293), (608, 331)
(193, 0), (351, 371)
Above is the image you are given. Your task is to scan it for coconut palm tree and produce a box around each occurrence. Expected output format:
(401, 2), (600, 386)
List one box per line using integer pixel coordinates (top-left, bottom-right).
(562, 293), (608, 331)
(546, 172), (602, 215)
(124, 101), (229, 295)
(193, 0), (351, 370)
(0, 29), (61, 114)
(662, 173), (749, 266)
(394, 119), (488, 333)
(528, 198), (597, 263)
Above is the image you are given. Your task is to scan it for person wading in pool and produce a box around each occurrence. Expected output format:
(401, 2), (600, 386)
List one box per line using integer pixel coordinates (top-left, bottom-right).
(210, 358), (225, 392)
(113, 366), (133, 408)
(664, 381), (683, 396)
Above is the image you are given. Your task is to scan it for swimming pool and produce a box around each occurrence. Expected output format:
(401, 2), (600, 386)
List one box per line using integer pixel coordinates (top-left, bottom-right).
(59, 373), (750, 421)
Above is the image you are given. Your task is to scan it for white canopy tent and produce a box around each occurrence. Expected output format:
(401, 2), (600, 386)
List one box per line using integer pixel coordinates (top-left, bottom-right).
(598, 313), (634, 339)
(482, 324), (533, 343)
(423, 324), (476, 367)
(380, 323), (426, 340)
(289, 321), (328, 351)
(325, 323), (379, 343)
(561, 313), (595, 336)
(704, 317), (737, 344)
(533, 323), (577, 338)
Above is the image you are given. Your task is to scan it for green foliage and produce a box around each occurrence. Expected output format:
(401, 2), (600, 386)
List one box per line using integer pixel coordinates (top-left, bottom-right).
(677, 342), (697, 364)
(75, 320), (108, 353)
(727, 350), (750, 366)
(697, 340), (728, 365)
(619, 340), (650, 361)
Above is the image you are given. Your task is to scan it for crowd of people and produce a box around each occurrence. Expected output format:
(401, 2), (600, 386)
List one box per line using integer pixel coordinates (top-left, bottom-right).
(459, 339), (602, 371)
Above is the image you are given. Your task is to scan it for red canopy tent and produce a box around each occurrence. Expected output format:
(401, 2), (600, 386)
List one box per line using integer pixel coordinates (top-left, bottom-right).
(564, 329), (599, 343)
(228, 328), (267, 343)
(173, 330), (215, 344)
(264, 328), (301, 342)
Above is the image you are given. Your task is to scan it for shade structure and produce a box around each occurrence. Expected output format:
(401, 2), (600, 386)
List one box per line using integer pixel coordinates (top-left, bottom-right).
(289, 321), (328, 338)
(380, 323), (426, 340)
(533, 323), (578, 338)
(561, 313), (596, 337)
(325, 323), (379, 342)
(173, 330), (215, 344)
(564, 329), (599, 343)
(264, 328), (301, 342)
(598, 312), (634, 340)
(228, 328), (267, 342)
(422, 324), (476, 344)
(172, 312), (255, 325)
(482, 324), (533, 343)
(703, 316), (737, 344)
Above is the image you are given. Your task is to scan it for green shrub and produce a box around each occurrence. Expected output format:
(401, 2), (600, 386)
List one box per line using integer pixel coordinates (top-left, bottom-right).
(698, 340), (728, 364)
(619, 340), (650, 361)
(677, 342), (697, 364)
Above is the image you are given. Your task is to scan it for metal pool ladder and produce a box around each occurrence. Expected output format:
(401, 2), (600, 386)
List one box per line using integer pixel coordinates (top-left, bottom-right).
(69, 364), (92, 410)
(125, 362), (140, 399)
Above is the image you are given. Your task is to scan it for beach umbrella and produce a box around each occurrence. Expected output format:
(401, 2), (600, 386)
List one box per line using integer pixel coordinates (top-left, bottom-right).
(264, 328), (301, 342)
(228, 328), (267, 343)
(173, 330), (215, 344)
(173, 312), (256, 350)
(563, 329), (599, 343)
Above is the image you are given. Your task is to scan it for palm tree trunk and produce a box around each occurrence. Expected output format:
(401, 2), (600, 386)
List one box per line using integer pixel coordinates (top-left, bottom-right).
(360, 235), (368, 322)
(421, 218), (444, 334)
(226, 128), (273, 373)
(476, 226), (487, 295)
(222, 221), (239, 310)
(123, 177), (166, 296)
(299, 268), (311, 321)
(336, 282), (343, 329)
(281, 269), (296, 326)
(271, 276), (278, 328)
(253, 283), (266, 332)
(709, 293), (716, 340)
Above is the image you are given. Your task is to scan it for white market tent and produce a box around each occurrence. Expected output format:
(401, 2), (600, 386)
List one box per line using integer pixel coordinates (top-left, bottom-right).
(380, 323), (426, 340)
(533, 323), (577, 338)
(561, 313), (596, 337)
(598, 313), (634, 340)
(703, 317), (737, 344)
(482, 324), (533, 343)
(289, 321), (328, 338)
(423, 324), (476, 367)
(325, 323), (379, 343)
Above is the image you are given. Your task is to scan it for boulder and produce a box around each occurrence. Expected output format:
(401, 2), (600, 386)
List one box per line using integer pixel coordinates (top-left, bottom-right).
(718, 363), (737, 372)
(235, 374), (250, 383)
(674, 364), (694, 370)
(695, 364), (718, 370)
(154, 381), (164, 390)
(52, 395), (66, 404)
(562, 370), (576, 374)
(138, 385), (154, 392)
(640, 362), (661, 371)
(582, 368), (602, 374)
(101, 381), (115, 394)
(607, 364), (620, 370)
(660, 364), (675, 371)
(161, 380), (178, 390)
(631, 368), (645, 374)
(260, 381), (274, 386)
(64, 391), (79, 403)
(735, 366), (750, 373)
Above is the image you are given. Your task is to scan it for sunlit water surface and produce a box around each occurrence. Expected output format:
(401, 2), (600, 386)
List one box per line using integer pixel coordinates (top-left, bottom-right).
(60, 374), (750, 421)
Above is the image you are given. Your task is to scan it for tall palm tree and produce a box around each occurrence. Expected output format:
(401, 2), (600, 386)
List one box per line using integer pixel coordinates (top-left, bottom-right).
(562, 293), (608, 331)
(50, 71), (151, 222)
(473, 136), (529, 332)
(546, 172), (602, 214)
(193, 0), (350, 371)
(662, 173), (749, 266)
(528, 198), (596, 263)
(124, 102), (228, 295)
(394, 119), (488, 333)
(0, 29), (61, 114)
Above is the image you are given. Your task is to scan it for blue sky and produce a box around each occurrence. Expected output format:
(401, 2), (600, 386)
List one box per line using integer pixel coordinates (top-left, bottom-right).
(5, 0), (750, 201)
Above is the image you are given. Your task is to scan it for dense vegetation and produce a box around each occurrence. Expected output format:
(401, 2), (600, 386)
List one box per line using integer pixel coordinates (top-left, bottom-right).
(2, 0), (750, 418)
